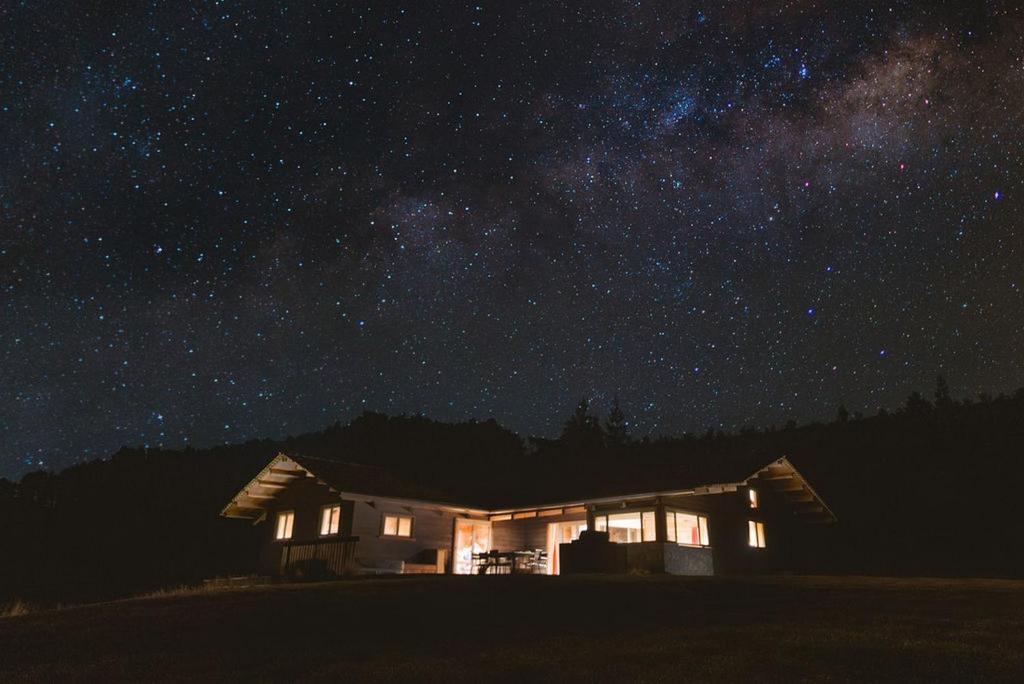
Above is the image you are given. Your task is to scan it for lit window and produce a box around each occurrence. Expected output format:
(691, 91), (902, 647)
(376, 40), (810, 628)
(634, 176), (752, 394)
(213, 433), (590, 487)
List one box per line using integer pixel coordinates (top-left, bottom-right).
(382, 514), (413, 538)
(275, 511), (294, 540)
(642, 511), (656, 542)
(748, 520), (766, 548)
(320, 504), (341, 536)
(749, 488), (759, 509)
(666, 511), (710, 546)
(591, 512), (655, 543)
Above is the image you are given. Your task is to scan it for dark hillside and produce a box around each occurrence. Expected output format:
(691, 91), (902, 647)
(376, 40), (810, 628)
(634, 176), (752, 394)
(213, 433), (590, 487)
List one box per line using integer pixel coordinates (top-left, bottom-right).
(2, 576), (1023, 682)
(3, 385), (1024, 604)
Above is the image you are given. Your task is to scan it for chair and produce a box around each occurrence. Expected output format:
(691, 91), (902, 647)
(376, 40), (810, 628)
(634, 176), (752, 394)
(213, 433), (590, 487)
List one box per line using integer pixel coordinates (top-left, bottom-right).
(490, 550), (512, 575)
(533, 549), (548, 575)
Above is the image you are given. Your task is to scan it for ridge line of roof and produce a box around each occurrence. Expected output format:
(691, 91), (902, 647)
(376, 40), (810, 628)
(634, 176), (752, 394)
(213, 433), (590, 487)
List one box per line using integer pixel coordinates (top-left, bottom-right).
(288, 453), (394, 470)
(286, 452), (789, 513)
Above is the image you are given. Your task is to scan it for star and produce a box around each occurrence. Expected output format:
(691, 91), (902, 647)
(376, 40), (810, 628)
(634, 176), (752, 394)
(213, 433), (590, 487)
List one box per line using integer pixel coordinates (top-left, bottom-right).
(1, 1), (1021, 480)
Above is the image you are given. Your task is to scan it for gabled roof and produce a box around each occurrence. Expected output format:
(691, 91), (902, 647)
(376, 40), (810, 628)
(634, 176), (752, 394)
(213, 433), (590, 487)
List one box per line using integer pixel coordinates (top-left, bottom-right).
(221, 452), (836, 523)
(220, 453), (489, 520)
(749, 456), (837, 524)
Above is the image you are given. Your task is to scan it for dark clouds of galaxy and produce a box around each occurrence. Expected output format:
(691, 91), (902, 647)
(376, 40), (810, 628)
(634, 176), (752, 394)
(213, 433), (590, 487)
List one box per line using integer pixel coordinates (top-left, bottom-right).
(1, 2), (1022, 477)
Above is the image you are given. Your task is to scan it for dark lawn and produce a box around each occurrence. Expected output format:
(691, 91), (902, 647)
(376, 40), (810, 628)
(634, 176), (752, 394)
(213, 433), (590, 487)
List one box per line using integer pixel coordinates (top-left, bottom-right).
(1, 574), (1022, 682)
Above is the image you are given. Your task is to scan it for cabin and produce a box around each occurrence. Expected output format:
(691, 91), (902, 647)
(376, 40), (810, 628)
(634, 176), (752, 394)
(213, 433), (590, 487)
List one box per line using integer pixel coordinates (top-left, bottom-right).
(221, 453), (835, 578)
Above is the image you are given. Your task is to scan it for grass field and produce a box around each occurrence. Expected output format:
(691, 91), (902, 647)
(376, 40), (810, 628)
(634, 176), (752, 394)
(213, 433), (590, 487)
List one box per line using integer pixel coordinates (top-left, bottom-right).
(1, 574), (1022, 682)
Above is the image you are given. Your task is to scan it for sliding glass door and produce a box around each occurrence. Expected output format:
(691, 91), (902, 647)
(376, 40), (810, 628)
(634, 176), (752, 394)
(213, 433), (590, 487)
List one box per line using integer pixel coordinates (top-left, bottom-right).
(453, 519), (491, 575)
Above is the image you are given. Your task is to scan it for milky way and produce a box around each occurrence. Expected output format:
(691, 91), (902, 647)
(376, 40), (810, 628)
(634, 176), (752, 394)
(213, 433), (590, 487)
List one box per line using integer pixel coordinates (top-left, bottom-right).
(2, 2), (1022, 478)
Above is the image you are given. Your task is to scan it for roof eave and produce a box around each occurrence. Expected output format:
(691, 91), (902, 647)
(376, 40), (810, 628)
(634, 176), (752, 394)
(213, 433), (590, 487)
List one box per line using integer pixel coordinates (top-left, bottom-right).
(219, 452), (492, 520)
(485, 482), (746, 516)
(747, 456), (838, 524)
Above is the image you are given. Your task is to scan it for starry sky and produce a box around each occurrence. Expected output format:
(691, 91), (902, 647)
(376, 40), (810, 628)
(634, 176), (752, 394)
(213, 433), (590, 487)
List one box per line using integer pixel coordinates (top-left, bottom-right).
(2, 2), (1022, 478)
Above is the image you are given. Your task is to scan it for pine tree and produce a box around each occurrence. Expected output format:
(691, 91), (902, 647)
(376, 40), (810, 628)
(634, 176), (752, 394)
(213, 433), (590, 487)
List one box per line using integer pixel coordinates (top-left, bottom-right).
(605, 397), (628, 447)
(560, 398), (604, 456)
(905, 390), (931, 415)
(934, 374), (952, 409)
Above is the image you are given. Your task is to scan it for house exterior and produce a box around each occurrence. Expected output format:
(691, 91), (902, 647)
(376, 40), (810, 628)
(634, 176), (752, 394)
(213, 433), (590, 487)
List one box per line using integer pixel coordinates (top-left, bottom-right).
(221, 453), (835, 577)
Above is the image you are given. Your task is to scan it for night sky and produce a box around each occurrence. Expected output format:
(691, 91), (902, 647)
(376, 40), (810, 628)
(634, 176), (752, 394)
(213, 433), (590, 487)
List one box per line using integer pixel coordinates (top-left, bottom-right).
(2, 2), (1022, 479)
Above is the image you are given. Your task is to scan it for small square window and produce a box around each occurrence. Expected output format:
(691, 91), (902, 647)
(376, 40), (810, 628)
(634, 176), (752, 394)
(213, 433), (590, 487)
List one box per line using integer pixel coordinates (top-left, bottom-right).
(320, 504), (341, 536)
(382, 514), (413, 538)
(275, 511), (294, 540)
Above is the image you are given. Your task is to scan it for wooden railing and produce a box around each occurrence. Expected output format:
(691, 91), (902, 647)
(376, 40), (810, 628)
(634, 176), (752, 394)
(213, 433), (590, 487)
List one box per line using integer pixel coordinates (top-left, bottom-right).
(279, 537), (359, 577)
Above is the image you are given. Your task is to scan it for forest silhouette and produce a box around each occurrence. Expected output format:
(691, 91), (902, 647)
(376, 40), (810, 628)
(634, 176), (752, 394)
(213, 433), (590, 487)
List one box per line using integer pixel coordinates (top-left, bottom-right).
(3, 376), (1023, 605)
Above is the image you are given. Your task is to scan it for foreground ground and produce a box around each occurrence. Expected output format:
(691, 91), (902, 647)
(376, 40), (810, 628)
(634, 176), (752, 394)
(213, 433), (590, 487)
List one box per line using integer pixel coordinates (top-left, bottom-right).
(1, 574), (1023, 682)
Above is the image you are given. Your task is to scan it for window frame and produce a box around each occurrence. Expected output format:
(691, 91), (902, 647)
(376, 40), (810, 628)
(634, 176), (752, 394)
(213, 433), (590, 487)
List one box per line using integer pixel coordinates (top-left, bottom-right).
(381, 513), (414, 539)
(320, 504), (341, 536)
(665, 509), (711, 547)
(748, 520), (766, 548)
(275, 510), (295, 541)
(591, 510), (656, 544)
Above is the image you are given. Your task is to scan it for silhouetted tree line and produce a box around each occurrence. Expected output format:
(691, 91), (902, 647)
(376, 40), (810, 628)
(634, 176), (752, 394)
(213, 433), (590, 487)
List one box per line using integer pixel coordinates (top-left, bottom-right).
(3, 375), (1024, 604)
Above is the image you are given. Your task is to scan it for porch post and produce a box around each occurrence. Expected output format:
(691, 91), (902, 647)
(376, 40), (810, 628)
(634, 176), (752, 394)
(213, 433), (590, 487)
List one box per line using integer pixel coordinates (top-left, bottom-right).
(654, 498), (667, 542)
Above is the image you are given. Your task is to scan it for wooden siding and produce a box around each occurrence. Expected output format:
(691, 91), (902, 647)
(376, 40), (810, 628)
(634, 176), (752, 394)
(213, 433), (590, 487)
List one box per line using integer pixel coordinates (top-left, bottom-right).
(348, 500), (476, 573)
(258, 475), (348, 575)
(491, 518), (526, 551)
(491, 511), (588, 553)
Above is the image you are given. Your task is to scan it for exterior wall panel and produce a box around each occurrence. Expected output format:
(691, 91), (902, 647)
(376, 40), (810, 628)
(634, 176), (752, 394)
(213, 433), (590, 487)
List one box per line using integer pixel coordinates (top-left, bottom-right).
(349, 500), (466, 573)
(257, 476), (346, 575)
(490, 512), (589, 552)
(491, 519), (526, 551)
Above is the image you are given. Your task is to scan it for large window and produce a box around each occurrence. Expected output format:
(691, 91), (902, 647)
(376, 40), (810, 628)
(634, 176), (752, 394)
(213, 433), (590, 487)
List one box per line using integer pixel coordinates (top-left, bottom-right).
(592, 511), (656, 543)
(275, 511), (294, 540)
(666, 511), (710, 546)
(320, 504), (341, 536)
(382, 514), (413, 538)
(748, 520), (766, 548)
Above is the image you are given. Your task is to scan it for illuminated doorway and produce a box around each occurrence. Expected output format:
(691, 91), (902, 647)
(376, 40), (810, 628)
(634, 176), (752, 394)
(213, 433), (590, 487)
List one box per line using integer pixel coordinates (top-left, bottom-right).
(546, 520), (587, 575)
(453, 519), (491, 574)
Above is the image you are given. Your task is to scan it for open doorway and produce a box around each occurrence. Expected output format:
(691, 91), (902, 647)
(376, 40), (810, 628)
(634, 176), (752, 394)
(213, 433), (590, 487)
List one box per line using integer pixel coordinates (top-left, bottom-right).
(545, 520), (587, 575)
(453, 519), (491, 574)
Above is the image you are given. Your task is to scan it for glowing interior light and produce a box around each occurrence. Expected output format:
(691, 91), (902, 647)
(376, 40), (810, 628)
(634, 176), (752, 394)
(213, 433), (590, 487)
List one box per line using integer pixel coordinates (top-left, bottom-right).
(320, 504), (340, 535)
(748, 520), (766, 548)
(382, 514), (413, 537)
(275, 511), (294, 540)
